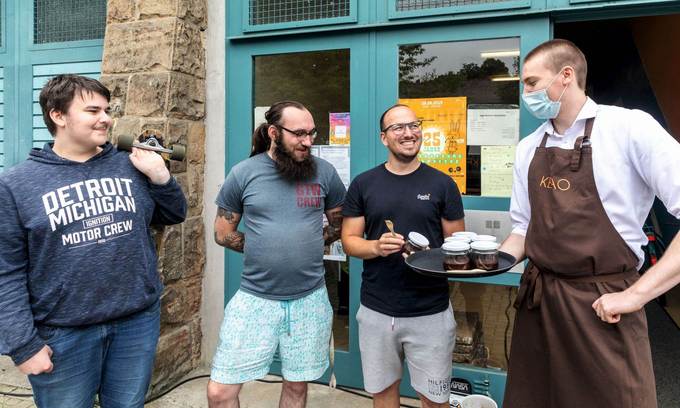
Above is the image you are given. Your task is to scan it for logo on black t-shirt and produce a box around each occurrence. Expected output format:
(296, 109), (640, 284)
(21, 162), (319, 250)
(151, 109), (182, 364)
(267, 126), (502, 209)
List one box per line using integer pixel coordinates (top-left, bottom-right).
(417, 193), (431, 201)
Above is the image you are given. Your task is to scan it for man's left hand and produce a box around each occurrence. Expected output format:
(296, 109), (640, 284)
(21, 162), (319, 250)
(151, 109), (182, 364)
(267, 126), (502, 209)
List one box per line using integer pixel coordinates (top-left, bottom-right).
(592, 290), (645, 324)
(129, 147), (171, 185)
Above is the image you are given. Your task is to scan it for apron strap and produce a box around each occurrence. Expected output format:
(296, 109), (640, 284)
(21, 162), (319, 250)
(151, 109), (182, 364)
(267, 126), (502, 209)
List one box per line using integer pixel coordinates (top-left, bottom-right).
(514, 261), (638, 310)
(539, 132), (550, 148)
(569, 118), (595, 172)
(514, 262), (543, 310)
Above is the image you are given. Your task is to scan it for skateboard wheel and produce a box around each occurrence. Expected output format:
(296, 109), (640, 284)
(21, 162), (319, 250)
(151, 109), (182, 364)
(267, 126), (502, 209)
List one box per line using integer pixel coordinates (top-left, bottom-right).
(117, 134), (135, 152)
(170, 144), (186, 161)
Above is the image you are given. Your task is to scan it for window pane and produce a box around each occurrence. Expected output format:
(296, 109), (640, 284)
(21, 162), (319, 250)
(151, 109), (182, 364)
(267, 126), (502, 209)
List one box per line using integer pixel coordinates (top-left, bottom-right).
(451, 282), (518, 371)
(399, 38), (520, 197)
(34, 0), (106, 44)
(249, 0), (351, 26)
(253, 49), (351, 350)
(397, 0), (513, 11)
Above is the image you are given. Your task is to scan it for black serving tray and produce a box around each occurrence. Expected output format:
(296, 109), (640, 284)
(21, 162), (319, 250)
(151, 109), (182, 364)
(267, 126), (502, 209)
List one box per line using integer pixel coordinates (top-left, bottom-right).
(406, 248), (517, 278)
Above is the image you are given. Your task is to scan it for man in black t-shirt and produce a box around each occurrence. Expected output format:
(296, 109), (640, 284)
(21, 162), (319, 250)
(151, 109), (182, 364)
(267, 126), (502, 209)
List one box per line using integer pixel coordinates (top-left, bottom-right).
(342, 104), (465, 408)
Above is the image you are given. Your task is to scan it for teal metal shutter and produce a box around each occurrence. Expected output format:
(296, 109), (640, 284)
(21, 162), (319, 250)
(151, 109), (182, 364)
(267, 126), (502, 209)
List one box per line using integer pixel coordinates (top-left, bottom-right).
(0, 66), (4, 171)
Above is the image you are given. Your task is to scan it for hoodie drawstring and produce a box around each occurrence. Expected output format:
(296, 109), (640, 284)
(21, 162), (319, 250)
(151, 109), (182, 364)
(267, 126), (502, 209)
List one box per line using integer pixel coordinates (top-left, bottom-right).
(281, 301), (291, 336)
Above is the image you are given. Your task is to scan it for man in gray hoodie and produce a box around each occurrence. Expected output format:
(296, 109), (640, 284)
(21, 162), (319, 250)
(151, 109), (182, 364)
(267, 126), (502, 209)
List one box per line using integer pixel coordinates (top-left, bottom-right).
(0, 75), (187, 408)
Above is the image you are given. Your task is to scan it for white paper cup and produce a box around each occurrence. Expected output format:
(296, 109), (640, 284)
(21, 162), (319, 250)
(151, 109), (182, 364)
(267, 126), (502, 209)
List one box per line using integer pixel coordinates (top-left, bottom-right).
(461, 394), (498, 408)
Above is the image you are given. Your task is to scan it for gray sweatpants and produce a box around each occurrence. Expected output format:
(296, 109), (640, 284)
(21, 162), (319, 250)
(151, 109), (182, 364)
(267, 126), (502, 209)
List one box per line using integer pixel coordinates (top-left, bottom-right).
(356, 303), (456, 403)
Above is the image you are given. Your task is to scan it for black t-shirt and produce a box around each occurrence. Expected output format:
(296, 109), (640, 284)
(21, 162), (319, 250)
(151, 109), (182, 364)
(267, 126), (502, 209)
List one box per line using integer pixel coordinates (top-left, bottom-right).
(343, 163), (464, 317)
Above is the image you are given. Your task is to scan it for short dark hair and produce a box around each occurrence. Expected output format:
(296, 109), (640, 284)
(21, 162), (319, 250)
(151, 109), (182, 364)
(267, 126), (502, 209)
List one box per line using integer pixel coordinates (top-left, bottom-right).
(524, 39), (588, 90)
(39, 74), (111, 136)
(251, 100), (307, 157)
(379, 104), (410, 131)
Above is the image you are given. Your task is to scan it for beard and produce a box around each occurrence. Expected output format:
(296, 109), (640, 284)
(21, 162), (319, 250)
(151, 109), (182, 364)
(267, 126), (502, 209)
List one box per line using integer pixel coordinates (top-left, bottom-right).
(390, 138), (420, 163)
(273, 136), (317, 182)
(392, 151), (419, 163)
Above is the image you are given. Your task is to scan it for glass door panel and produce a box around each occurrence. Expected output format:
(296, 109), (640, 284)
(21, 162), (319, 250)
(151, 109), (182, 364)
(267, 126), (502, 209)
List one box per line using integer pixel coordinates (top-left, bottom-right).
(399, 38), (520, 197)
(253, 49), (351, 351)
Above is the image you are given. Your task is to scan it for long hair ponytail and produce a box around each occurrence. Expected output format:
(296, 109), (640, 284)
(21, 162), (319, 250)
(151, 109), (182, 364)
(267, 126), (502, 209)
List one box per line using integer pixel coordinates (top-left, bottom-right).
(250, 100), (307, 157)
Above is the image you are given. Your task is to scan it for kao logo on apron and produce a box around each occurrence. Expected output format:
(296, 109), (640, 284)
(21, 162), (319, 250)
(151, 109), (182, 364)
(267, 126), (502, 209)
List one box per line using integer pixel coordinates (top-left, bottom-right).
(539, 176), (571, 191)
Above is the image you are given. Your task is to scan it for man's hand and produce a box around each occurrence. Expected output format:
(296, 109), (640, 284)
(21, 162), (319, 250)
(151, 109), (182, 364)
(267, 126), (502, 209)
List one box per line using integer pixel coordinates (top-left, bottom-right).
(373, 232), (405, 258)
(592, 290), (645, 324)
(324, 207), (343, 245)
(17, 345), (53, 375)
(129, 147), (171, 185)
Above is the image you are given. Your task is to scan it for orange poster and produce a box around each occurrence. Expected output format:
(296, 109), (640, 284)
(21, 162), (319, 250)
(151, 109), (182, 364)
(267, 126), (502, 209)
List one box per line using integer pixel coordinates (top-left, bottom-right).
(399, 97), (468, 194)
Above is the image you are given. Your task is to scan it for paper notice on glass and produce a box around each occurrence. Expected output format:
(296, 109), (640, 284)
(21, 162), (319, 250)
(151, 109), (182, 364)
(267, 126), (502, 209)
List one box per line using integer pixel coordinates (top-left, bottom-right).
(329, 112), (350, 145)
(324, 240), (347, 262)
(254, 106), (269, 127)
(467, 109), (519, 146)
(310, 146), (320, 158)
(399, 97), (468, 194)
(319, 145), (351, 189)
(481, 145), (515, 197)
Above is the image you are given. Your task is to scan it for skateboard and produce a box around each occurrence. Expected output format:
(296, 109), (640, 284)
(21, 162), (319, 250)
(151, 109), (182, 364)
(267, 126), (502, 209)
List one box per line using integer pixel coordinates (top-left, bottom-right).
(116, 129), (186, 161)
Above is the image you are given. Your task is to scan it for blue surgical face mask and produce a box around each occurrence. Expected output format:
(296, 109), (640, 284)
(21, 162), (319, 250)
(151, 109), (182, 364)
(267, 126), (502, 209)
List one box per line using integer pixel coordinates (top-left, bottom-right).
(522, 68), (569, 120)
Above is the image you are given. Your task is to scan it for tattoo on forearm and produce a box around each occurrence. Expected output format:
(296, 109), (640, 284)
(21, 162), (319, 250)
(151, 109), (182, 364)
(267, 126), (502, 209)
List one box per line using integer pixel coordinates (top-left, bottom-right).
(324, 209), (343, 245)
(217, 207), (239, 224)
(215, 230), (245, 253)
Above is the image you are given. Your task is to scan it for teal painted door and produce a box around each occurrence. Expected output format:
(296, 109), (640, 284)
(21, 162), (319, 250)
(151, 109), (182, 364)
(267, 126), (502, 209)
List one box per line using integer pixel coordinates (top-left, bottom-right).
(226, 32), (372, 390)
(0, 0), (104, 171)
(374, 19), (550, 405)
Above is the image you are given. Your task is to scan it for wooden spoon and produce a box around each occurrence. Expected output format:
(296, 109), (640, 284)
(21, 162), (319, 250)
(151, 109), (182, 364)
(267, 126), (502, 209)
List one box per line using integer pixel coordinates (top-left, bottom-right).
(385, 220), (396, 237)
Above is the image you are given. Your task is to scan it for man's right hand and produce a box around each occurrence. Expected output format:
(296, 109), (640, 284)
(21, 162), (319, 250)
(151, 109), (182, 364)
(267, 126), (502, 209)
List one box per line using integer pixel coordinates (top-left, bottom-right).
(373, 232), (405, 257)
(17, 345), (53, 375)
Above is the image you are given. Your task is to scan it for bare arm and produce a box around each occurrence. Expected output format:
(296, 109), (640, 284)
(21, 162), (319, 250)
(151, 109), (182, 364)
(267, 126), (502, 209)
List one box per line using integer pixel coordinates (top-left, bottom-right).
(214, 207), (244, 253)
(499, 232), (527, 262)
(442, 217), (465, 238)
(594, 232), (680, 323)
(341, 216), (404, 260)
(324, 207), (343, 246)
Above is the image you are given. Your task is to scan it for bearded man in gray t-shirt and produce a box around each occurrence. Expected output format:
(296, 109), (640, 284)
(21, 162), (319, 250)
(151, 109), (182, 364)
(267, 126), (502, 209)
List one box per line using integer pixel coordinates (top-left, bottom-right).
(207, 101), (346, 408)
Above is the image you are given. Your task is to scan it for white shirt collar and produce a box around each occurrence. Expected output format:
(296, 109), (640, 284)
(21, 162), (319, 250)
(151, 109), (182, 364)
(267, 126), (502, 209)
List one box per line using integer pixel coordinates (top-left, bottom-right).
(538, 97), (598, 138)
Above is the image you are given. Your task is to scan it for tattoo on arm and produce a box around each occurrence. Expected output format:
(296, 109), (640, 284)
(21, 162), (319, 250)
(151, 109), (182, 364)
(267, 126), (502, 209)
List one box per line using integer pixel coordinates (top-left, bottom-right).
(215, 230), (245, 253)
(324, 208), (343, 245)
(215, 207), (244, 252)
(217, 207), (239, 224)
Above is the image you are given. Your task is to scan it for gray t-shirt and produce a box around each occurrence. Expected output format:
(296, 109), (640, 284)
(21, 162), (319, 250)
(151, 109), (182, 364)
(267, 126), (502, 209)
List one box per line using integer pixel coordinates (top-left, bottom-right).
(216, 153), (346, 300)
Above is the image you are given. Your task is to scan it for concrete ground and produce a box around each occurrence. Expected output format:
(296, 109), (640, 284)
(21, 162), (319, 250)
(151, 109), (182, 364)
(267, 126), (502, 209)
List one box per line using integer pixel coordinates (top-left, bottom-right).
(1, 357), (422, 407)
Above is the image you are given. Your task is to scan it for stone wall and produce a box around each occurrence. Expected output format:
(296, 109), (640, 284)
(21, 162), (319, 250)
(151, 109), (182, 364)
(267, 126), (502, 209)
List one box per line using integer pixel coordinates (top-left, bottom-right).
(101, 0), (207, 396)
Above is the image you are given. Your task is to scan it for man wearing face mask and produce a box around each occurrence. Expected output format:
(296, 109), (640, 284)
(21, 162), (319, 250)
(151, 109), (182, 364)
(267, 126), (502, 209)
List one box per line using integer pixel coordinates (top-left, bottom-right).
(500, 39), (680, 407)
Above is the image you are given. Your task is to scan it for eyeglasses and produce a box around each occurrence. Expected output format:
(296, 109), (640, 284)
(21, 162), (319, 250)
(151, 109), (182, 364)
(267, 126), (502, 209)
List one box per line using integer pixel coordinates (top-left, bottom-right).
(278, 125), (318, 142)
(382, 121), (422, 135)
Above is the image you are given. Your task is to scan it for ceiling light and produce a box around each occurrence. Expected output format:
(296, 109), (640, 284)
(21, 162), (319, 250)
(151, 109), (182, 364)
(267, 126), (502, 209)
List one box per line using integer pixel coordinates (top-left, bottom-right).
(481, 50), (520, 58)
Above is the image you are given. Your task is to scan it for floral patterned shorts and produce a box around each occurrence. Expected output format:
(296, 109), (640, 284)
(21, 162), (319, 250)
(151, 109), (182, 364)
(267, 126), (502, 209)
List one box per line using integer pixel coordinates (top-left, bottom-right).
(210, 285), (333, 384)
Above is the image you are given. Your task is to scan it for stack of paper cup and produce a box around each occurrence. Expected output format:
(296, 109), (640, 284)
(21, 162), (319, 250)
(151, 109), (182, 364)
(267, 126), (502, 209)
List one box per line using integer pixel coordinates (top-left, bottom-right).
(461, 394), (498, 408)
(472, 234), (497, 242)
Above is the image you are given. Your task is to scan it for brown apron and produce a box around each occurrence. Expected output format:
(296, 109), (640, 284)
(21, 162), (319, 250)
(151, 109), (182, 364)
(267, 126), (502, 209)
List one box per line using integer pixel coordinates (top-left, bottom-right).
(503, 118), (657, 408)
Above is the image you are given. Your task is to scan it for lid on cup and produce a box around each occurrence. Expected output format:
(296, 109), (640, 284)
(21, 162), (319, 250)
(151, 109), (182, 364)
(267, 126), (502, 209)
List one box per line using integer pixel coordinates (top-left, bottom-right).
(445, 236), (471, 243)
(442, 241), (470, 252)
(473, 234), (497, 242)
(470, 241), (500, 251)
(452, 231), (478, 239)
(408, 231), (429, 248)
